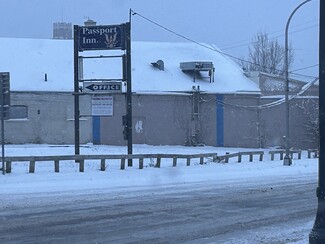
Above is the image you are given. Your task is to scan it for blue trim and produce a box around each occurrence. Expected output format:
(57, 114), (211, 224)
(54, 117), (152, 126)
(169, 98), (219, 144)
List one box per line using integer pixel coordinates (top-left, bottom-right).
(216, 95), (224, 147)
(92, 116), (101, 144)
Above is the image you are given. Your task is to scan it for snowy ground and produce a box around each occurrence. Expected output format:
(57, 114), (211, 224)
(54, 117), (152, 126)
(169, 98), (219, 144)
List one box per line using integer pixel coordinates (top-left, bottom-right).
(0, 144), (318, 243)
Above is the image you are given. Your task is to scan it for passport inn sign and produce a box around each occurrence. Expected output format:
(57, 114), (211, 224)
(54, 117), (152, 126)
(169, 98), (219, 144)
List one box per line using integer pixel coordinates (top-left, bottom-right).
(78, 24), (126, 51)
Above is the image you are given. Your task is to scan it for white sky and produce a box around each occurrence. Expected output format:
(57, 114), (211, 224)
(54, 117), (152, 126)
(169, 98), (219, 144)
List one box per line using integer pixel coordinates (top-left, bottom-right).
(0, 0), (319, 79)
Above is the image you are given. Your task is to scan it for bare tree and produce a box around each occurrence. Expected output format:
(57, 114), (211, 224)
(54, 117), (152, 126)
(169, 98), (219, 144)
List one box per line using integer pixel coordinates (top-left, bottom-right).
(240, 31), (294, 75)
(298, 98), (319, 148)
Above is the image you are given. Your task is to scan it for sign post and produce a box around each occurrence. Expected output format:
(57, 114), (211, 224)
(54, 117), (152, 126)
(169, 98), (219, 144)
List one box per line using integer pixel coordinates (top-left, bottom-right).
(0, 72), (10, 175)
(125, 22), (133, 166)
(73, 22), (132, 162)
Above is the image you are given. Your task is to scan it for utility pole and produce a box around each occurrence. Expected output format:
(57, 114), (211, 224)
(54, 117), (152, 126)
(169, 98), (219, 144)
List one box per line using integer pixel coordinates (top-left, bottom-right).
(309, 0), (325, 242)
(73, 25), (80, 157)
(0, 74), (5, 175)
(126, 10), (133, 167)
(283, 0), (312, 166)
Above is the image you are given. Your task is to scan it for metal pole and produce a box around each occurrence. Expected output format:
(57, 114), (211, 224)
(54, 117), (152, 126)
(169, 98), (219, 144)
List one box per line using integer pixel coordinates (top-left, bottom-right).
(73, 25), (80, 156)
(283, 0), (312, 166)
(309, 0), (325, 242)
(126, 11), (133, 167)
(0, 76), (4, 175)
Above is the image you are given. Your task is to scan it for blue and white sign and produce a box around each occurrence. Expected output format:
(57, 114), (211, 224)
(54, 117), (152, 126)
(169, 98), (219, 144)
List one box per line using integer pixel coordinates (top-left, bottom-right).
(78, 24), (126, 51)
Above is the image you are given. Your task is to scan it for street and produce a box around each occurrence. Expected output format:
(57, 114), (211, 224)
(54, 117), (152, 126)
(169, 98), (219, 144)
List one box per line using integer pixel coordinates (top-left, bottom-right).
(0, 176), (317, 243)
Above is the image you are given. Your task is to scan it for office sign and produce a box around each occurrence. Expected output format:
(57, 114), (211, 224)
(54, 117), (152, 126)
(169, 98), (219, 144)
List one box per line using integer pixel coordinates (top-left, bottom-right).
(92, 95), (113, 116)
(83, 82), (122, 93)
(78, 24), (126, 51)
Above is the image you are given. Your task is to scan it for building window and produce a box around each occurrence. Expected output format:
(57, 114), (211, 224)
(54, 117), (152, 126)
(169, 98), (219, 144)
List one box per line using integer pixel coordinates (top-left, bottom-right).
(10, 105), (28, 119)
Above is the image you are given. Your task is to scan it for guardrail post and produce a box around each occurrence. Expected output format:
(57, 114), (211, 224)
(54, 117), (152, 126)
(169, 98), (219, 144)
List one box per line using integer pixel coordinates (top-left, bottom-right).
(5, 161), (11, 173)
(298, 151), (301, 160)
(139, 158), (144, 169)
(259, 153), (263, 161)
(29, 160), (35, 173)
(270, 152), (275, 161)
(121, 158), (125, 170)
(54, 160), (59, 173)
(79, 160), (84, 172)
(280, 152), (284, 160)
(225, 152), (229, 163)
(173, 157), (177, 167)
(200, 157), (204, 165)
(186, 157), (191, 166)
(238, 153), (242, 163)
(100, 159), (106, 171)
(249, 154), (253, 162)
(156, 157), (161, 168)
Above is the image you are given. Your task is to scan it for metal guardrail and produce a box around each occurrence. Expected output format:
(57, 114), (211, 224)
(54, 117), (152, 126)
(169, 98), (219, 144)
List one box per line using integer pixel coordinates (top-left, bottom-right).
(269, 150), (302, 161)
(4, 148), (317, 174)
(307, 149), (318, 158)
(3, 153), (219, 173)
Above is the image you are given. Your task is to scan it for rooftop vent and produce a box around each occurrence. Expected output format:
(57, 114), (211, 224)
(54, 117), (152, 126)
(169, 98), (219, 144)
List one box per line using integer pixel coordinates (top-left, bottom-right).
(151, 60), (164, 71)
(180, 61), (215, 83)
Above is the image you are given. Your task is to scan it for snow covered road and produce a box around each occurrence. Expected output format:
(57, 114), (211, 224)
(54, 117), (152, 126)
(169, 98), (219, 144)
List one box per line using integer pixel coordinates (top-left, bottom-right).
(0, 174), (317, 243)
(0, 145), (318, 243)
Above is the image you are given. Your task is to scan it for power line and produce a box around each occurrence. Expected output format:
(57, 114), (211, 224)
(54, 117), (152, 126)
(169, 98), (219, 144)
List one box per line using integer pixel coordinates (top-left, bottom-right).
(220, 19), (318, 49)
(206, 77), (319, 110)
(222, 24), (318, 51)
(131, 10), (317, 80)
(291, 64), (319, 72)
(131, 10), (319, 110)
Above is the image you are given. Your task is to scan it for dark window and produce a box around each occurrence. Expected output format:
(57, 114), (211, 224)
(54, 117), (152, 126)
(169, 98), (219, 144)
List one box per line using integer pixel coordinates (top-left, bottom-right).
(9, 105), (28, 119)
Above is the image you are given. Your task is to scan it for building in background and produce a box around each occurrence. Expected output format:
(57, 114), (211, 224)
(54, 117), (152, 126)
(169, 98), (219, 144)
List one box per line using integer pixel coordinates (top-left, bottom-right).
(53, 22), (72, 39)
(0, 37), (318, 149)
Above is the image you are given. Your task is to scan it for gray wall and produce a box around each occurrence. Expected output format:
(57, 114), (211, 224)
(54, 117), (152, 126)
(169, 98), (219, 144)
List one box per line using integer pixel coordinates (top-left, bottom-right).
(260, 97), (318, 149)
(99, 93), (261, 148)
(100, 94), (195, 146)
(5, 91), (318, 150)
(223, 94), (261, 148)
(6, 92), (92, 144)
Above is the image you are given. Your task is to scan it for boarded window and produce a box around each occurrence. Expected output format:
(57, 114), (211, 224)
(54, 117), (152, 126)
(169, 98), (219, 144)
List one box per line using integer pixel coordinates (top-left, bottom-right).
(9, 105), (28, 119)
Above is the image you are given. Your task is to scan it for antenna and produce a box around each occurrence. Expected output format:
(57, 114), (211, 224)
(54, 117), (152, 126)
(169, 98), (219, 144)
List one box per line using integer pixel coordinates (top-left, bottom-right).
(61, 4), (63, 22)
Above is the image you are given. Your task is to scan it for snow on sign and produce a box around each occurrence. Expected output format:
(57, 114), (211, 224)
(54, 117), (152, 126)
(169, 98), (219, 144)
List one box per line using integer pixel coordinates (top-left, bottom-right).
(84, 82), (122, 93)
(92, 95), (113, 116)
(78, 24), (126, 51)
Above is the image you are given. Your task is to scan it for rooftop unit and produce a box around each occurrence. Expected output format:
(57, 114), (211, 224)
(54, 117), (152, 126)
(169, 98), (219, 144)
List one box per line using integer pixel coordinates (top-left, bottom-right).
(180, 61), (214, 82)
(151, 60), (164, 71)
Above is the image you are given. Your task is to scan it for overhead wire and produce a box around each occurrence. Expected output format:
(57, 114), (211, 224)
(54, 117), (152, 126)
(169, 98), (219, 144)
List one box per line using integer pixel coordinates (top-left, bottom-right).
(221, 24), (318, 51)
(290, 64), (319, 72)
(130, 10), (317, 80)
(130, 9), (319, 109)
(220, 19), (318, 50)
(200, 76), (319, 110)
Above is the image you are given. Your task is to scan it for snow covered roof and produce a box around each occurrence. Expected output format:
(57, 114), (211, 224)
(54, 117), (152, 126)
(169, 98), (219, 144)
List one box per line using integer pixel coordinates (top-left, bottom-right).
(0, 37), (260, 94)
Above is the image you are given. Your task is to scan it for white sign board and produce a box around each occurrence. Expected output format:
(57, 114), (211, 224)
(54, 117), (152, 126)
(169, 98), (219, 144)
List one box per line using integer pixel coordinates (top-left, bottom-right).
(92, 95), (113, 116)
(84, 82), (122, 93)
